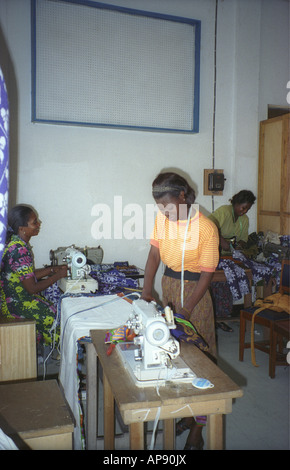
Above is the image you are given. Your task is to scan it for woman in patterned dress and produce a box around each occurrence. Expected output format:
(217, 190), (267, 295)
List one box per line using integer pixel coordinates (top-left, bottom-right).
(141, 172), (219, 450)
(0, 205), (67, 346)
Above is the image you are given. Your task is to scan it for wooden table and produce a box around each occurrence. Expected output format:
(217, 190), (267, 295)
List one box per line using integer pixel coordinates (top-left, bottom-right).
(86, 329), (243, 450)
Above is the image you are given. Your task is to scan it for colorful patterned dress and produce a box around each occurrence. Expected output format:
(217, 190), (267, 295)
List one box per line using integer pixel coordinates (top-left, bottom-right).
(0, 235), (59, 345)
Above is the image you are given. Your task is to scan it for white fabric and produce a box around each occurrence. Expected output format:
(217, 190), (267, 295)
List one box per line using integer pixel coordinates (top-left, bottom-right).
(0, 429), (18, 450)
(59, 294), (134, 449)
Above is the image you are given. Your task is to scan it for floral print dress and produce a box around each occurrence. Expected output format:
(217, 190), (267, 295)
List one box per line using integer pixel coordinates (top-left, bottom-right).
(0, 235), (59, 345)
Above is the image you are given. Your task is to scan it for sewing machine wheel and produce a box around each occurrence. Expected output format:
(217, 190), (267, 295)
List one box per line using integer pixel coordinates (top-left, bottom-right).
(145, 321), (170, 346)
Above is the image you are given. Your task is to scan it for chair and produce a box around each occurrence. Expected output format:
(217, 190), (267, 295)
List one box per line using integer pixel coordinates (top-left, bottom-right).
(239, 259), (290, 377)
(270, 319), (290, 378)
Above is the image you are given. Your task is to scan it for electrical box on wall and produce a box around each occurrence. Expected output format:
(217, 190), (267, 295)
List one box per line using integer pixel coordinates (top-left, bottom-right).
(203, 169), (225, 195)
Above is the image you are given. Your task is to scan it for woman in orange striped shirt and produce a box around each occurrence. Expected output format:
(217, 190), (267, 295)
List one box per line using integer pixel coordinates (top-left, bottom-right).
(141, 172), (219, 450)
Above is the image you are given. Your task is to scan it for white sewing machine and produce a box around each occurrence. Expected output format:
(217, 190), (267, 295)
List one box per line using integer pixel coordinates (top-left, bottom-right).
(116, 299), (196, 387)
(56, 246), (99, 294)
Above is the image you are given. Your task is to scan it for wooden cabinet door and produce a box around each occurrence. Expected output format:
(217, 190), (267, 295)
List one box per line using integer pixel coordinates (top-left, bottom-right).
(258, 113), (290, 235)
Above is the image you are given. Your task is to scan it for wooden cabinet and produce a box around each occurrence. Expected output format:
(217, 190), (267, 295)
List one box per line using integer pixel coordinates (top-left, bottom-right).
(0, 317), (37, 382)
(257, 113), (290, 235)
(0, 380), (74, 449)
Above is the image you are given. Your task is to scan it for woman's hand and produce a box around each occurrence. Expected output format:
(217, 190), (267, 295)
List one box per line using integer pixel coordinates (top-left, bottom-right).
(141, 290), (156, 303)
(236, 240), (246, 250)
(182, 271), (214, 320)
(179, 307), (192, 321)
(51, 264), (67, 280)
(35, 264), (67, 280)
(141, 245), (160, 303)
(220, 236), (230, 251)
(50, 264), (67, 279)
(22, 264), (67, 295)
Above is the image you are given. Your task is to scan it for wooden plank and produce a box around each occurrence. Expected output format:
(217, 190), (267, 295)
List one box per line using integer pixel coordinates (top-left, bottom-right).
(163, 419), (175, 449)
(129, 422), (144, 449)
(0, 321), (37, 381)
(122, 399), (232, 424)
(24, 432), (73, 450)
(0, 380), (74, 437)
(207, 414), (224, 450)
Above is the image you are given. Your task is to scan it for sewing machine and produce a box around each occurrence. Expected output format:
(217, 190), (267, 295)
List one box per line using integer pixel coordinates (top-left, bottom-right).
(53, 246), (99, 294)
(50, 244), (103, 266)
(116, 299), (196, 387)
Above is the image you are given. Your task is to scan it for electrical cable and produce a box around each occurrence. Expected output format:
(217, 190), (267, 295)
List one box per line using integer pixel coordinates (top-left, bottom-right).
(211, 0), (218, 213)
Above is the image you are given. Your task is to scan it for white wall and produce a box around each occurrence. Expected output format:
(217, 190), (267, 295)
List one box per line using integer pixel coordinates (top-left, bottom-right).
(0, 0), (289, 299)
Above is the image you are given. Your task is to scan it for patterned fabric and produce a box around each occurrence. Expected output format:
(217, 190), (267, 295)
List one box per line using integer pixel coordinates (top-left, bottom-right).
(0, 67), (9, 262)
(216, 250), (280, 302)
(232, 250), (273, 285)
(171, 313), (209, 352)
(210, 281), (233, 318)
(90, 264), (139, 294)
(217, 257), (251, 301)
(161, 276), (217, 359)
(0, 235), (59, 345)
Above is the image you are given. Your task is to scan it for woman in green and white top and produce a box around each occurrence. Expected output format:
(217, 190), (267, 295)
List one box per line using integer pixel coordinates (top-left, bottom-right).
(208, 190), (256, 254)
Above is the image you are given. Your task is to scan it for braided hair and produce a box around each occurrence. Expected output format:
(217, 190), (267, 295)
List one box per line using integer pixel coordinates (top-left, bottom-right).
(152, 172), (196, 205)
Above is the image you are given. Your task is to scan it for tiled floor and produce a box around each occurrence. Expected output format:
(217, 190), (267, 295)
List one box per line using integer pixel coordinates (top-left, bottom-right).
(216, 321), (289, 450)
(40, 320), (290, 450)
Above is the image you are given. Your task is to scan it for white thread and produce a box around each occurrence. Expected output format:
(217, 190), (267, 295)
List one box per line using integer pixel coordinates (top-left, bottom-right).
(132, 409), (151, 421)
(181, 205), (192, 308)
(149, 406), (161, 450)
(170, 404), (195, 417)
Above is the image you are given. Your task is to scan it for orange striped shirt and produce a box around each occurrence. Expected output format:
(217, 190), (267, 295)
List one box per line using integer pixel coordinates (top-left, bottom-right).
(150, 209), (219, 273)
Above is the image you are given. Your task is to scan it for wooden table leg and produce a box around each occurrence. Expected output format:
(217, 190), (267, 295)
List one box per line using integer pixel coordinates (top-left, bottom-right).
(270, 329), (277, 379)
(163, 419), (175, 450)
(129, 422), (144, 449)
(85, 342), (98, 450)
(206, 414), (224, 450)
(239, 313), (246, 361)
(103, 372), (115, 449)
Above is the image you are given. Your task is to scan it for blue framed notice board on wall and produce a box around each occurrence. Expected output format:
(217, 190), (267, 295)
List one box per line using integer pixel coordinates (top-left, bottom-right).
(31, 0), (201, 133)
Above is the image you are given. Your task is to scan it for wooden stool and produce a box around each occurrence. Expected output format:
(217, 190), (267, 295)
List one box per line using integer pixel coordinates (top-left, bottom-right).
(0, 380), (74, 449)
(0, 317), (37, 382)
(270, 319), (290, 378)
(239, 307), (289, 377)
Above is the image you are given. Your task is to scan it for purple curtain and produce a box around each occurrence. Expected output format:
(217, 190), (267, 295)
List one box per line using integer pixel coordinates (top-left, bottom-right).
(0, 66), (9, 260)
